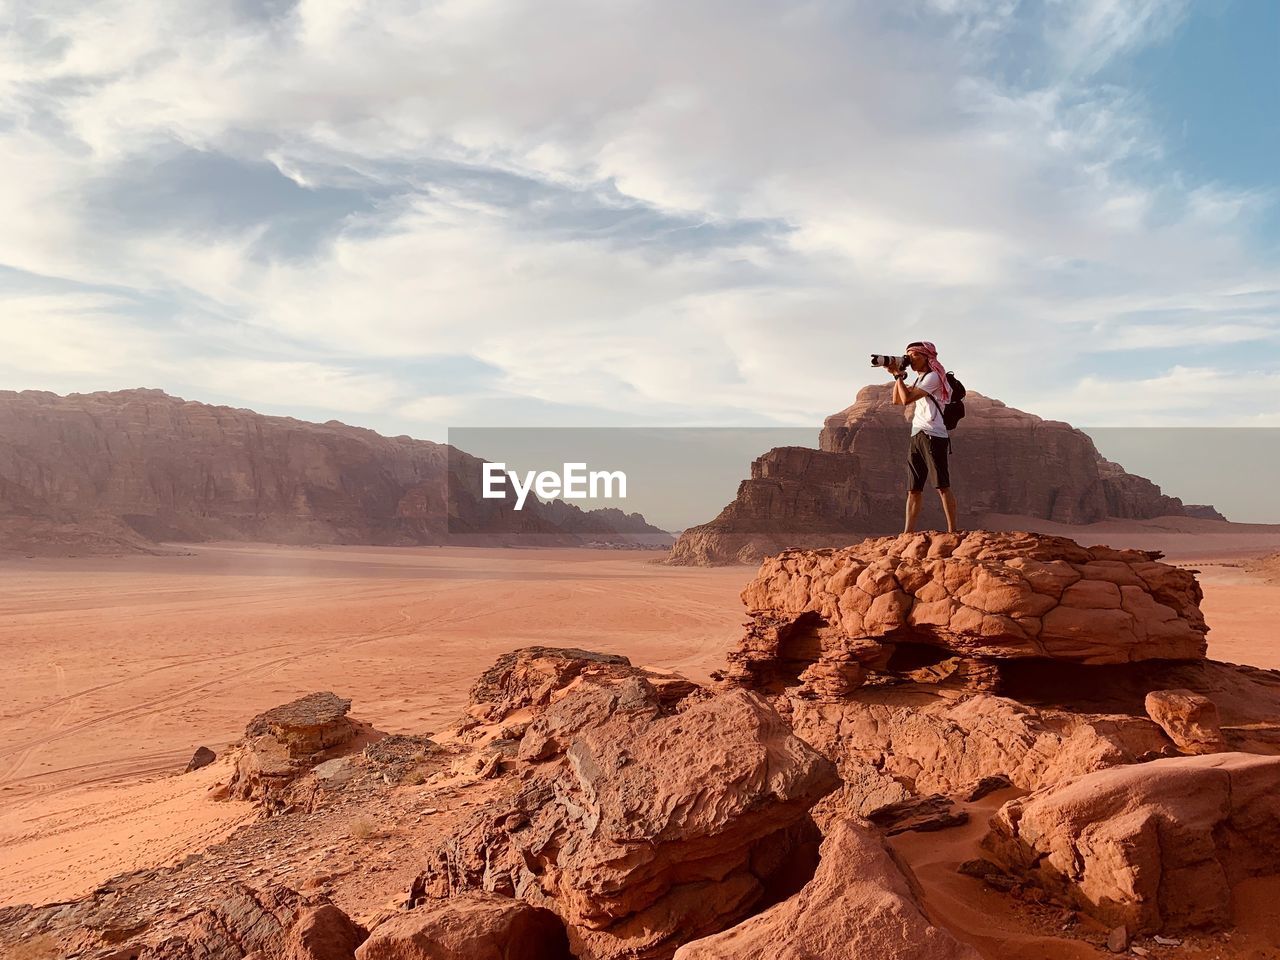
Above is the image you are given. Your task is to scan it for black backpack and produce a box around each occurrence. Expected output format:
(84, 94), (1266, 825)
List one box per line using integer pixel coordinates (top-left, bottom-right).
(920, 372), (966, 430)
(941, 372), (966, 430)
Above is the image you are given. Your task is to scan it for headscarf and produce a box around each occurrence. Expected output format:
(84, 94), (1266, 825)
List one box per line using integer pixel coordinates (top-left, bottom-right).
(907, 341), (950, 403)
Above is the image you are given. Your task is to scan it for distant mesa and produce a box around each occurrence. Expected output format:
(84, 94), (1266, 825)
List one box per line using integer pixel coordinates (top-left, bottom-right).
(0, 388), (671, 555)
(1183, 503), (1227, 521)
(669, 384), (1226, 565)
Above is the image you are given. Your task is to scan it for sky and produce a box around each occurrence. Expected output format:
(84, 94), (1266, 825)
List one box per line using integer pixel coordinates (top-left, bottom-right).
(1, 0), (1278, 439)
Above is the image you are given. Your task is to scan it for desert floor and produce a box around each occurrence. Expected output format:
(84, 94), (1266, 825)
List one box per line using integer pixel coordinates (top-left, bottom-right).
(0, 543), (747, 908)
(2, 530), (1279, 952)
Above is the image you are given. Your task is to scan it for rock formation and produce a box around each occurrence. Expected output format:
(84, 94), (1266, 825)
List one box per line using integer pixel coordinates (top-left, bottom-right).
(247, 693), (359, 757)
(669, 385), (1205, 565)
(228, 691), (371, 811)
(414, 649), (838, 960)
(713, 530), (1280, 944)
(701, 530), (1226, 799)
(728, 532), (1207, 698)
(789, 693), (1173, 798)
(5, 534), (1280, 958)
(0, 388), (669, 555)
(1184, 503), (1228, 521)
(673, 819), (979, 960)
(984, 753), (1280, 933)
(717, 530), (1280, 796)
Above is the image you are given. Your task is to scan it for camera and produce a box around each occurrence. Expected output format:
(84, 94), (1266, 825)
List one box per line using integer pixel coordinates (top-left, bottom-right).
(870, 354), (909, 369)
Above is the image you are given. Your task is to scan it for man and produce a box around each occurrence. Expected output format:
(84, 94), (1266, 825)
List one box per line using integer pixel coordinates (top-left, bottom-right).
(886, 341), (958, 534)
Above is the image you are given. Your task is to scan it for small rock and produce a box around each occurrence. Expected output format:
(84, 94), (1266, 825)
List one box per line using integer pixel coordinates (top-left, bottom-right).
(956, 859), (1017, 892)
(1144, 689), (1227, 755)
(1107, 925), (1129, 953)
(868, 794), (969, 835)
(311, 757), (355, 783)
(185, 746), (217, 772)
(1152, 936), (1181, 946)
(1130, 948), (1149, 957)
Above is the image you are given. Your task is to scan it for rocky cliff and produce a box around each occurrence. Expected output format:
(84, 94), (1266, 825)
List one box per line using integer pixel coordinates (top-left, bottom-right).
(0, 389), (668, 554)
(669, 385), (1200, 565)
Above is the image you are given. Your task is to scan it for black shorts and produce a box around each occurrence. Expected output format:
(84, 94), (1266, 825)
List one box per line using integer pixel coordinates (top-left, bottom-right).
(908, 431), (950, 491)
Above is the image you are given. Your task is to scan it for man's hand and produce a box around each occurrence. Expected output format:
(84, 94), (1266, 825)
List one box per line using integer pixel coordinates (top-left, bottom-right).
(886, 358), (901, 376)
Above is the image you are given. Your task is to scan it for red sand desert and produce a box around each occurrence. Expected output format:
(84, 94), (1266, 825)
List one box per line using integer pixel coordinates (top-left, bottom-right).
(0, 545), (747, 908)
(3, 528), (1280, 958)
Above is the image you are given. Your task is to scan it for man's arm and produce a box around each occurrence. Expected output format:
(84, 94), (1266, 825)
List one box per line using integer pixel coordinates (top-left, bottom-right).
(896, 384), (929, 404)
(888, 362), (929, 405)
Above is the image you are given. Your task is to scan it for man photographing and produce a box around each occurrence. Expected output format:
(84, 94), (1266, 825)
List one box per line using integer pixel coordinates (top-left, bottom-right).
(885, 341), (958, 534)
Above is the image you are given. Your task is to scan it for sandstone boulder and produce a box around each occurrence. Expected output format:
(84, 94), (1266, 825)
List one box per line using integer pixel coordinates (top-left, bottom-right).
(1144, 689), (1227, 754)
(288, 904), (369, 960)
(185, 745), (217, 772)
(727, 532), (1206, 700)
(789, 691), (1170, 798)
(246, 692), (357, 757)
(415, 675), (837, 960)
(673, 819), (980, 960)
(229, 692), (365, 809)
(357, 894), (570, 960)
(984, 752), (1280, 933)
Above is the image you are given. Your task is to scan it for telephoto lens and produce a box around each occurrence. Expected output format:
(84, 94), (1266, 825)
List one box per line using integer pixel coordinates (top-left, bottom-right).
(870, 354), (909, 368)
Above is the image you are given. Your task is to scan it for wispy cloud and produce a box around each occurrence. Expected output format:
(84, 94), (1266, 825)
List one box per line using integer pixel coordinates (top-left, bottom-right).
(0, 0), (1275, 435)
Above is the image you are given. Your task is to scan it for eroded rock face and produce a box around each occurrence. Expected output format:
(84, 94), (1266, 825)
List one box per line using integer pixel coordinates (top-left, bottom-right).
(984, 753), (1280, 933)
(673, 819), (980, 960)
(356, 894), (571, 960)
(0, 388), (669, 555)
(415, 663), (838, 960)
(728, 532), (1206, 697)
(668, 386), (1200, 565)
(789, 692), (1170, 798)
(714, 533), (1280, 820)
(1144, 689), (1227, 754)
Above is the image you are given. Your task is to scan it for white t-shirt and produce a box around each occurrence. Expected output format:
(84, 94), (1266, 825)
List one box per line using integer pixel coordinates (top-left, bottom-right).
(911, 371), (949, 438)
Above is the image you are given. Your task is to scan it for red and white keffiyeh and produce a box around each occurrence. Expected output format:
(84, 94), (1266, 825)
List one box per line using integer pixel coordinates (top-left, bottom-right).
(908, 341), (950, 403)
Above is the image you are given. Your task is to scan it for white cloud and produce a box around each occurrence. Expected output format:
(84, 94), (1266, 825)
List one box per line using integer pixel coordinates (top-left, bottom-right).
(187, 358), (402, 413)
(0, 293), (158, 376)
(0, 0), (1275, 434)
(1041, 365), (1280, 426)
(399, 394), (474, 424)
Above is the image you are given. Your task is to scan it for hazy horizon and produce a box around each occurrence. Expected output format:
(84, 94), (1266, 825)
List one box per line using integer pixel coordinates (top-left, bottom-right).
(6, 380), (1275, 525)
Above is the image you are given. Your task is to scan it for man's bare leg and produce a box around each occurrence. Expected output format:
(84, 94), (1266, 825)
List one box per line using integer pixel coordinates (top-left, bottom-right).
(904, 490), (923, 533)
(938, 487), (957, 533)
